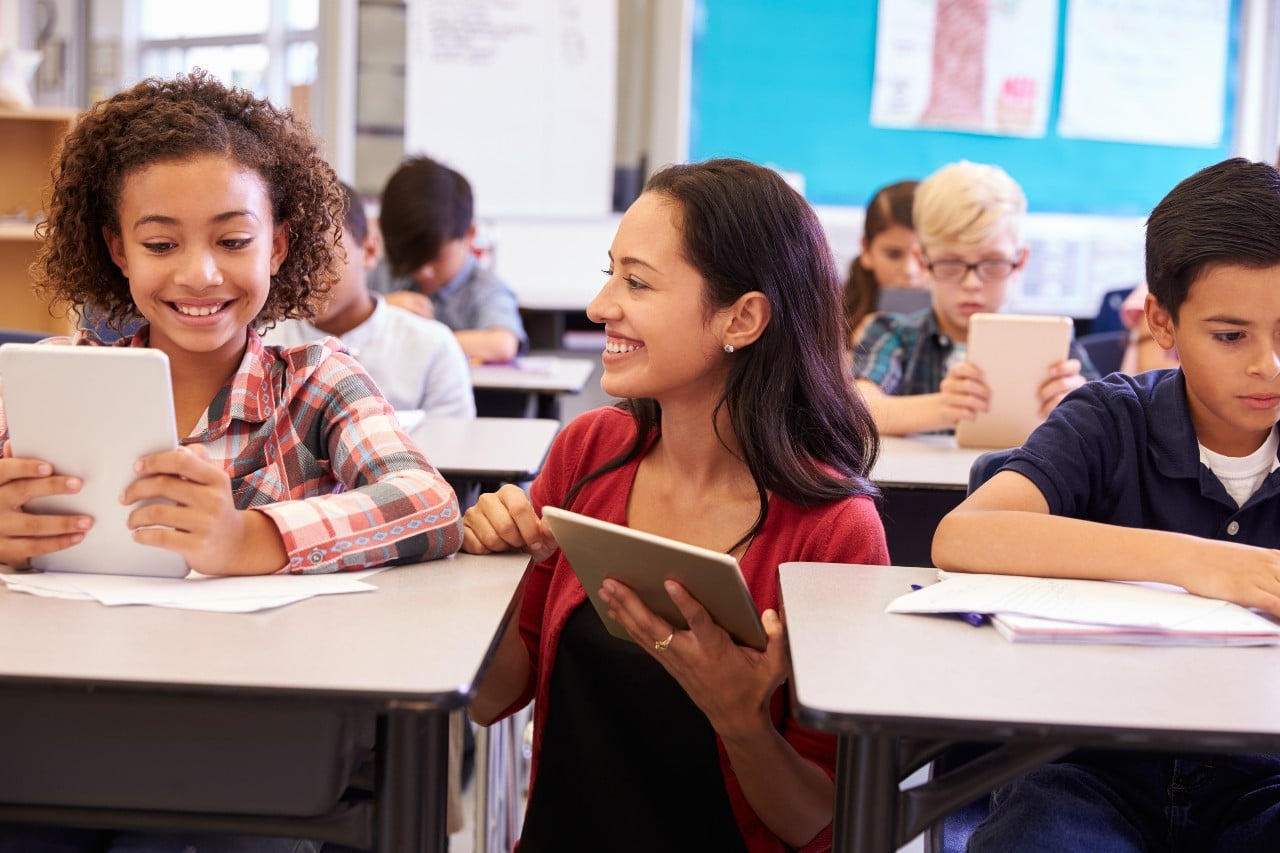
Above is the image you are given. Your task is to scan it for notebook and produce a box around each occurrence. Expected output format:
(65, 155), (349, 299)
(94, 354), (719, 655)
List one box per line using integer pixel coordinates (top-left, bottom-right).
(0, 344), (188, 577)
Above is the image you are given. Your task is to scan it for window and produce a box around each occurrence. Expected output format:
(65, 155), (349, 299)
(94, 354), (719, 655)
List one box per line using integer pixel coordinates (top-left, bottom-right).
(133, 0), (320, 125)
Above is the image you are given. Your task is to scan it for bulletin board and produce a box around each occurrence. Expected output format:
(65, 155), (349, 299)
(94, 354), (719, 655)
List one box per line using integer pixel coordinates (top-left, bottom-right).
(689, 0), (1240, 217)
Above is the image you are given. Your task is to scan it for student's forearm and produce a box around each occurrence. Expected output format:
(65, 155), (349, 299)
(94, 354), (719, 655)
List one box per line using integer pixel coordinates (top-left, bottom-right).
(455, 329), (520, 363)
(720, 723), (833, 848)
(933, 508), (1249, 589)
(865, 390), (953, 436)
(468, 604), (533, 725)
(223, 510), (288, 575)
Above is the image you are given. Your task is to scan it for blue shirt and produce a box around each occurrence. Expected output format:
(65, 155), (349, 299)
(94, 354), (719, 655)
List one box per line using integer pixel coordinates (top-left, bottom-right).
(854, 309), (1098, 395)
(1005, 369), (1280, 547)
(368, 254), (528, 351)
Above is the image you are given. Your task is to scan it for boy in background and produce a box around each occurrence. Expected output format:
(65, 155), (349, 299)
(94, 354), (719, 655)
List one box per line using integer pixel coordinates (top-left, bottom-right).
(265, 182), (475, 419)
(369, 156), (528, 363)
(933, 157), (1280, 850)
(853, 160), (1094, 435)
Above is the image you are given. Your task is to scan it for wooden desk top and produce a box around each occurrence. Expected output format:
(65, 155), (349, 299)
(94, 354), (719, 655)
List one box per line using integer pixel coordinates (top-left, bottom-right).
(780, 562), (1280, 750)
(0, 552), (529, 703)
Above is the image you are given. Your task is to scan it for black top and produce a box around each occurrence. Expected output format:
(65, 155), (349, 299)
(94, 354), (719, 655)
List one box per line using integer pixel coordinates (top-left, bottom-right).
(518, 603), (748, 852)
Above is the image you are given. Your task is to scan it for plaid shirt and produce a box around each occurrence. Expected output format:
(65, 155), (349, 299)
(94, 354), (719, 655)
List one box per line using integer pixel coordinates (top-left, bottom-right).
(853, 308), (1098, 395)
(0, 329), (462, 573)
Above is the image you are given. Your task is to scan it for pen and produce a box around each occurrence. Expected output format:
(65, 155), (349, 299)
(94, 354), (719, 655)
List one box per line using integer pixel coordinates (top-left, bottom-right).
(909, 584), (987, 627)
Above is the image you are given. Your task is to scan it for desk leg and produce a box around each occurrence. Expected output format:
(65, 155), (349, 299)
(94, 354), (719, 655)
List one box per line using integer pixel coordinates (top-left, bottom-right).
(377, 709), (449, 853)
(835, 733), (897, 852)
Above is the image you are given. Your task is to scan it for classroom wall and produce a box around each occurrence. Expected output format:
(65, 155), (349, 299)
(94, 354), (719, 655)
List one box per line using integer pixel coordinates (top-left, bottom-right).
(690, 0), (1240, 218)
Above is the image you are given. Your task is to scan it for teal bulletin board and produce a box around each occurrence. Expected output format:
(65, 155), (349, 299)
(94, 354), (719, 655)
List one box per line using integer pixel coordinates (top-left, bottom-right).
(690, 0), (1240, 217)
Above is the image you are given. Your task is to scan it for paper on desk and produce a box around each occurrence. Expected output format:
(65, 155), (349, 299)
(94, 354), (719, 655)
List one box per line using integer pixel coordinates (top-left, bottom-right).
(0, 568), (386, 612)
(393, 409), (426, 433)
(990, 612), (1280, 646)
(887, 571), (1280, 635)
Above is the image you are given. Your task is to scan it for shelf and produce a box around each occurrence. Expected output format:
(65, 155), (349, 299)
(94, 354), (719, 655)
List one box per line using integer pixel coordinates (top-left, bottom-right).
(1, 109), (77, 334)
(0, 221), (41, 241)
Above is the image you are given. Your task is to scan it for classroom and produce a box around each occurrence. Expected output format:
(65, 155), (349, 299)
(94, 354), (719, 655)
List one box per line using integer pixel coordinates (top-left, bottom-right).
(2, 1), (1280, 852)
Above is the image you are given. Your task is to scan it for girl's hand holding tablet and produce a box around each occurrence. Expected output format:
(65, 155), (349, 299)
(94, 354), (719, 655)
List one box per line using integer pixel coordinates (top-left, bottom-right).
(125, 444), (287, 576)
(0, 455), (90, 568)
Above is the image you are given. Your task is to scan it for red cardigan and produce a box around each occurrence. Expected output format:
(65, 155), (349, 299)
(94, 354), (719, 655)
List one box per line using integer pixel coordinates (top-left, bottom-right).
(503, 406), (889, 852)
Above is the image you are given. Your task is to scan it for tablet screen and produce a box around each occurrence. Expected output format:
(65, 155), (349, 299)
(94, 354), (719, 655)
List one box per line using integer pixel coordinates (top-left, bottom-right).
(0, 344), (188, 577)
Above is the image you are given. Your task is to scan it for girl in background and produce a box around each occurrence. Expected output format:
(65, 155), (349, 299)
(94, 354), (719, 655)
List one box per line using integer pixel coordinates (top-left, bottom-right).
(843, 179), (925, 346)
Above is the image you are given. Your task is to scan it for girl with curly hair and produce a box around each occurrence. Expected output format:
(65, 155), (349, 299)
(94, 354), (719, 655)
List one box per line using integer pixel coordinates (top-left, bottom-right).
(0, 64), (463, 853)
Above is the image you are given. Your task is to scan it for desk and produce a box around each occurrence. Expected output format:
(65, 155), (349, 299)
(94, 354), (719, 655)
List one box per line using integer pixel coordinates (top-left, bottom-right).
(0, 552), (530, 852)
(870, 437), (986, 568)
(779, 562), (1280, 852)
(410, 416), (560, 482)
(470, 355), (596, 418)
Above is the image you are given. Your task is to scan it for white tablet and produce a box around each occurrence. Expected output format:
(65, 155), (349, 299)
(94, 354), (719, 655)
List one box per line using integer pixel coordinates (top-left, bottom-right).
(955, 313), (1074, 450)
(0, 344), (188, 577)
(541, 506), (767, 651)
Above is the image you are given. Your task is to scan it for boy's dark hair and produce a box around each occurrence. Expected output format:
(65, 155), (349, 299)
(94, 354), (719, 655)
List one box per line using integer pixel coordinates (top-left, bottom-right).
(34, 69), (343, 333)
(562, 159), (881, 552)
(1146, 157), (1280, 321)
(340, 181), (369, 244)
(378, 155), (474, 277)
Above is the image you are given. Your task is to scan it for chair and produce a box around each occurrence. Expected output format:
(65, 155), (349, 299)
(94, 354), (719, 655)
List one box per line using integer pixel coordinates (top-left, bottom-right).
(1089, 285), (1137, 334)
(926, 447), (1017, 853)
(1076, 329), (1129, 376)
(0, 328), (47, 345)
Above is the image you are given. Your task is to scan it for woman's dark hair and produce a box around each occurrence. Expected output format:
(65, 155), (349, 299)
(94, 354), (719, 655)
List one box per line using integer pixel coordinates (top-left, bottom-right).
(33, 69), (343, 333)
(843, 180), (918, 340)
(1146, 157), (1280, 321)
(565, 159), (880, 550)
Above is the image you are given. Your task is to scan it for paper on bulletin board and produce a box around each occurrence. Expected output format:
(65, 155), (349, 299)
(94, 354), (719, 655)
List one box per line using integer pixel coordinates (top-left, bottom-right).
(1057, 0), (1229, 147)
(869, 0), (1057, 138)
(404, 0), (617, 219)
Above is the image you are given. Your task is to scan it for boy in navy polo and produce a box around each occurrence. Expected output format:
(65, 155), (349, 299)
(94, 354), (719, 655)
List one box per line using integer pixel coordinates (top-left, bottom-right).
(932, 157), (1280, 850)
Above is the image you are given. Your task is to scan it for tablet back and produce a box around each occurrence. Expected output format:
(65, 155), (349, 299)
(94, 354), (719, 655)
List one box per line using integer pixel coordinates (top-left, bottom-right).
(541, 506), (767, 650)
(0, 344), (188, 577)
(955, 313), (1073, 450)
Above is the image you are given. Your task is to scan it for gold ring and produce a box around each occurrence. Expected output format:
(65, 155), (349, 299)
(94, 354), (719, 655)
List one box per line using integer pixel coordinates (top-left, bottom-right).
(653, 632), (674, 652)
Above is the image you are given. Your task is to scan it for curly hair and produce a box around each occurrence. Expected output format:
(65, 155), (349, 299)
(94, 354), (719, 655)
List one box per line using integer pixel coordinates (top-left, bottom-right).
(33, 69), (343, 333)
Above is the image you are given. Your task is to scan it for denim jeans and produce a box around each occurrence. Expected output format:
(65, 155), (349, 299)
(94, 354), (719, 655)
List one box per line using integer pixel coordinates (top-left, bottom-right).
(0, 825), (318, 853)
(967, 750), (1280, 853)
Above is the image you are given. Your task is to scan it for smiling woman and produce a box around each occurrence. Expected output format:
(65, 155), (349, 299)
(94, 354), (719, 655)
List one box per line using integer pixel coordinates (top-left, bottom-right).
(460, 159), (889, 851)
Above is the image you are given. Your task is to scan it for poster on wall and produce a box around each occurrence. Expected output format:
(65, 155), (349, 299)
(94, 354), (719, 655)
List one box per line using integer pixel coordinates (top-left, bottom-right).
(869, 0), (1057, 138)
(1057, 0), (1228, 147)
(405, 0), (617, 218)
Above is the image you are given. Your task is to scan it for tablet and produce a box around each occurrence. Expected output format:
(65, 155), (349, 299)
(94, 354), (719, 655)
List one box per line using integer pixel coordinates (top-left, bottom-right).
(541, 506), (767, 651)
(955, 313), (1073, 450)
(0, 344), (188, 577)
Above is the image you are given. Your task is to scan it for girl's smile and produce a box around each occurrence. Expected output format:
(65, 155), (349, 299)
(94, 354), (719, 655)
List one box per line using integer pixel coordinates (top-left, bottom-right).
(105, 153), (288, 375)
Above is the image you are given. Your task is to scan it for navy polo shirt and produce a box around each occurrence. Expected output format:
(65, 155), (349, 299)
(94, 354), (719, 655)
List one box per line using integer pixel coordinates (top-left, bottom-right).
(1004, 369), (1280, 548)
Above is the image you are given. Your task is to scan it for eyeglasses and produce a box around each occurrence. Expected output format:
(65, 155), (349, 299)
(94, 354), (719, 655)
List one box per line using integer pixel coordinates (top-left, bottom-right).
(925, 258), (1020, 284)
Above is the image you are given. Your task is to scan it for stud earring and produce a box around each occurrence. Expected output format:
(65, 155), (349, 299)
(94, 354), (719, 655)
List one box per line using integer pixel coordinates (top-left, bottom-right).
(723, 344), (735, 353)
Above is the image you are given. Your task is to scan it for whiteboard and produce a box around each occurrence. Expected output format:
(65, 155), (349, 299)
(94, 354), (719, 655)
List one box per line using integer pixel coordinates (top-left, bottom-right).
(405, 0), (617, 219)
